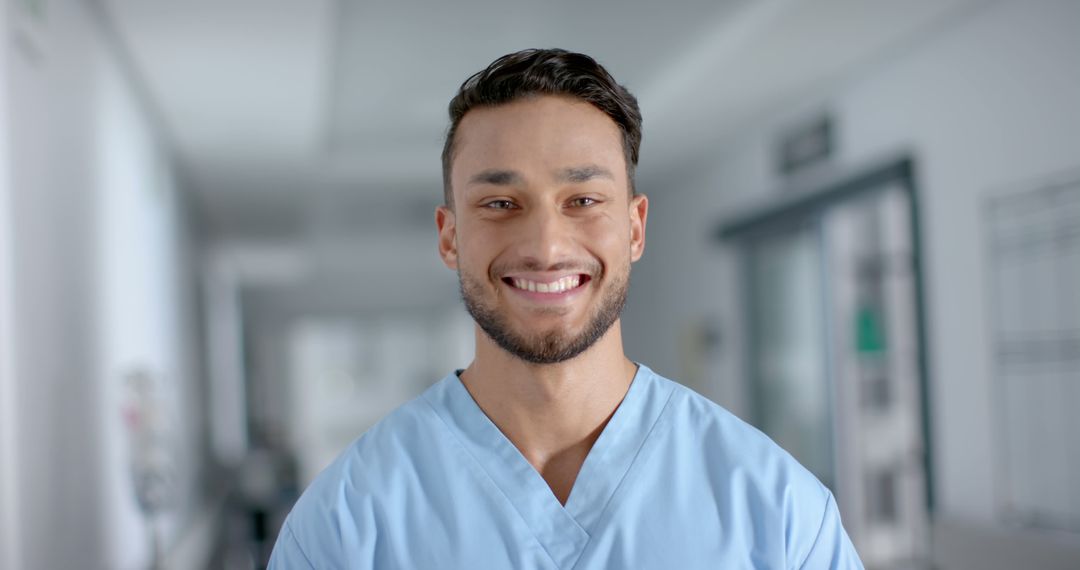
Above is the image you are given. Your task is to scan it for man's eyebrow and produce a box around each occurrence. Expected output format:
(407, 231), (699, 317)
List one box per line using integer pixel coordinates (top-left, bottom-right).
(468, 169), (524, 187)
(556, 165), (615, 183)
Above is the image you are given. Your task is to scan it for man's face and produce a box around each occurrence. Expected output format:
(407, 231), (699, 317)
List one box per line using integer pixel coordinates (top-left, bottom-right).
(436, 95), (647, 364)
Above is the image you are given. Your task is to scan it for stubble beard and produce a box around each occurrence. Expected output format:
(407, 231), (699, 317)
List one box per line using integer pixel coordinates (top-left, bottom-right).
(458, 263), (629, 365)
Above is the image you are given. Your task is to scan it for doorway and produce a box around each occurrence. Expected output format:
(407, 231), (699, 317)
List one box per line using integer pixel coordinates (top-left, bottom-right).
(722, 158), (932, 568)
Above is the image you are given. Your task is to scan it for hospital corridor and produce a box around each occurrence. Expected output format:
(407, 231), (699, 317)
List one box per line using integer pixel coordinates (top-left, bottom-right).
(1, 0), (1079, 568)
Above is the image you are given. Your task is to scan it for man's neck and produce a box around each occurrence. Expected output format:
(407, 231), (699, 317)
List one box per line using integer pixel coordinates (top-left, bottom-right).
(458, 321), (638, 504)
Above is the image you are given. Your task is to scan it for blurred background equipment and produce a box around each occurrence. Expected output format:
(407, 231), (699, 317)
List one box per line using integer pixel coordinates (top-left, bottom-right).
(122, 367), (178, 569)
(2, 0), (1079, 568)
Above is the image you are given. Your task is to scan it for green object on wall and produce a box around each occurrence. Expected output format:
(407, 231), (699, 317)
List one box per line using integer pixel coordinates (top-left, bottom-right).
(856, 304), (886, 353)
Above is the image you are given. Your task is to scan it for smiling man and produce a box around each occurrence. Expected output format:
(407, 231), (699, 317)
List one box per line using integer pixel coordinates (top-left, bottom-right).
(270, 49), (862, 569)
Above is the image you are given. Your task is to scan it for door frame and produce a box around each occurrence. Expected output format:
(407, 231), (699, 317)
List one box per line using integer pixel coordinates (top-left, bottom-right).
(717, 155), (936, 513)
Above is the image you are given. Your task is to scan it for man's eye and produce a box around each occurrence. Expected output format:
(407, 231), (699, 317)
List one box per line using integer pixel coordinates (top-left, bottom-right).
(484, 200), (516, 210)
(570, 197), (597, 207)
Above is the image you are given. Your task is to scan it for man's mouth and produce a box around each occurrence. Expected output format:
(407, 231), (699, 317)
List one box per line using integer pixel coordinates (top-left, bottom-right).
(501, 274), (591, 293)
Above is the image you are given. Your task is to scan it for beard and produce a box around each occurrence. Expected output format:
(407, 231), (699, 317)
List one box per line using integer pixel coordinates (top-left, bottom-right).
(458, 261), (629, 365)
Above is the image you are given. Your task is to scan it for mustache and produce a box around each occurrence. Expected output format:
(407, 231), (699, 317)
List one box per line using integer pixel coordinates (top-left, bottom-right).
(490, 259), (602, 278)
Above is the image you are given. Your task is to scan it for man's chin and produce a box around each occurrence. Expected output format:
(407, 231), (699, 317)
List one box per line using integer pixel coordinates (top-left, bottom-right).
(507, 314), (591, 340)
(503, 338), (589, 365)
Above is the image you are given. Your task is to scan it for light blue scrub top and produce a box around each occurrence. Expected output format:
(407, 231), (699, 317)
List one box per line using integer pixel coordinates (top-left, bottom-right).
(270, 365), (863, 569)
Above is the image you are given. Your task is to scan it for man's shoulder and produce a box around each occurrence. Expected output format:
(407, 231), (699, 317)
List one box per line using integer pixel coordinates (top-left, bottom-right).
(285, 374), (454, 521)
(653, 370), (780, 453)
(650, 368), (830, 499)
(274, 374), (467, 567)
(650, 368), (839, 564)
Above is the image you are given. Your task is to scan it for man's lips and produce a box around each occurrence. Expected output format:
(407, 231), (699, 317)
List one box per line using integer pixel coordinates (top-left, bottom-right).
(499, 273), (592, 296)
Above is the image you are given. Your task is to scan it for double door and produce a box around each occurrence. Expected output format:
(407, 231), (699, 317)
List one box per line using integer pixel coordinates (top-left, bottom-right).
(727, 160), (931, 568)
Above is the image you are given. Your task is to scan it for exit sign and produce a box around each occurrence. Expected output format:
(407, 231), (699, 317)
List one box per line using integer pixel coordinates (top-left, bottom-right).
(776, 114), (833, 176)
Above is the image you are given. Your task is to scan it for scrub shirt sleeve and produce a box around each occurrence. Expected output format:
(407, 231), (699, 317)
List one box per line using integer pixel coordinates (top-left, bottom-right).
(268, 523), (316, 570)
(797, 493), (865, 570)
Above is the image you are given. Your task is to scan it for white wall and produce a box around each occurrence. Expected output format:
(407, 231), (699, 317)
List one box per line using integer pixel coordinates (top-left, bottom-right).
(0, 2), (19, 568)
(94, 23), (207, 568)
(627, 0), (1080, 561)
(4, 2), (205, 568)
(6, 3), (107, 566)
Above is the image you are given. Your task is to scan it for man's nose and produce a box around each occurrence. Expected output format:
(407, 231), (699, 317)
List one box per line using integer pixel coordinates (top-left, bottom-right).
(517, 205), (574, 267)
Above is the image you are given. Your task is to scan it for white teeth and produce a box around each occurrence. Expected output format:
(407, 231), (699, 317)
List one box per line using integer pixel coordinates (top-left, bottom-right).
(508, 275), (583, 293)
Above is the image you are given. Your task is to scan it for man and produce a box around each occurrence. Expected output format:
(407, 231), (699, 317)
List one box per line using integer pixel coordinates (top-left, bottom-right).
(269, 48), (862, 569)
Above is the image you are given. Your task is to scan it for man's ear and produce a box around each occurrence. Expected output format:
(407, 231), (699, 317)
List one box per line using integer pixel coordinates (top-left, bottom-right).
(629, 193), (648, 262)
(435, 205), (458, 270)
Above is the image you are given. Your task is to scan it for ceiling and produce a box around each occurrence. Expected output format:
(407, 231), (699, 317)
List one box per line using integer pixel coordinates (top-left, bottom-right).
(102, 0), (987, 240)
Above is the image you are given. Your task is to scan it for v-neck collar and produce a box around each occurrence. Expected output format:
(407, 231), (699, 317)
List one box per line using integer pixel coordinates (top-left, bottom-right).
(423, 364), (674, 570)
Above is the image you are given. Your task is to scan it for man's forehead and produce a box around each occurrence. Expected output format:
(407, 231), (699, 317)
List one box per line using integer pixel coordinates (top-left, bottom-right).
(452, 98), (625, 173)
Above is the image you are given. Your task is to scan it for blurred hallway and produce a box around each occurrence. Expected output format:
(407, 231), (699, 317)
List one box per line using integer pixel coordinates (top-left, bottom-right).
(2, 0), (1079, 568)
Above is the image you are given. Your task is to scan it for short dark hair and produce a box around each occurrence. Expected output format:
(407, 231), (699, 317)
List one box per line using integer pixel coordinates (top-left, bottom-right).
(441, 48), (642, 206)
